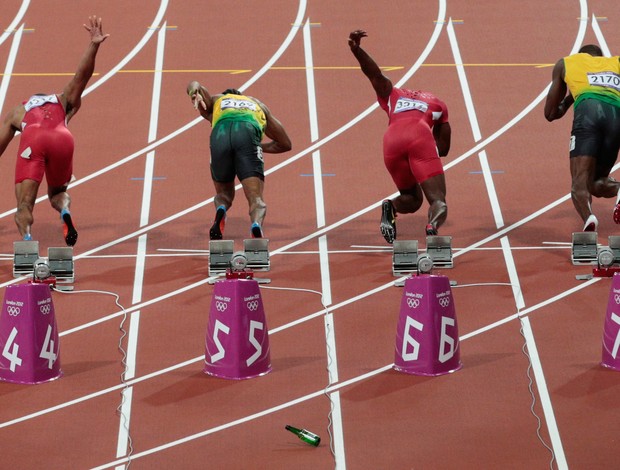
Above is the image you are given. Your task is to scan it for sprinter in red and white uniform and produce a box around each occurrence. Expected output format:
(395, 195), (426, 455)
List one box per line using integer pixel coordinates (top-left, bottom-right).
(0, 16), (108, 245)
(348, 30), (451, 243)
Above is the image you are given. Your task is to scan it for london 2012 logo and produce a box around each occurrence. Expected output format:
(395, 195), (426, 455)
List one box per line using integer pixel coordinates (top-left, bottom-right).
(439, 297), (450, 308)
(6, 305), (20, 316)
(247, 300), (259, 311)
(406, 298), (420, 309)
(215, 301), (228, 312)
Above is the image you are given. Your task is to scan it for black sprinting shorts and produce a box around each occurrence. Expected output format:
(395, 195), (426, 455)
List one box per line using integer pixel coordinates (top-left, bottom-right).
(570, 98), (620, 176)
(209, 119), (264, 183)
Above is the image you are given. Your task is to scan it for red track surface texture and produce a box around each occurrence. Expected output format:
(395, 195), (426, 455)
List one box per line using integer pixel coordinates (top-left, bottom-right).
(0, 1), (619, 469)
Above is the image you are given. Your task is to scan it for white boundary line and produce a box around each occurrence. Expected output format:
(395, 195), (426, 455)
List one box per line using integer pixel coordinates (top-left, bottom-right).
(0, 0), (29, 47)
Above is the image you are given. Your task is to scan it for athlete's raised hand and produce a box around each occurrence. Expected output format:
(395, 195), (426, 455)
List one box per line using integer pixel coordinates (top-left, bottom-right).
(348, 30), (368, 51)
(84, 16), (109, 45)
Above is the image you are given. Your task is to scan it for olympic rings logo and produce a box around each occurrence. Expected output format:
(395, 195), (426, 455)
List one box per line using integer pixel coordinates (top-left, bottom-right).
(407, 298), (420, 309)
(247, 300), (259, 311)
(615, 294), (620, 305)
(6, 306), (20, 316)
(215, 301), (228, 312)
(439, 297), (450, 308)
(40, 304), (51, 315)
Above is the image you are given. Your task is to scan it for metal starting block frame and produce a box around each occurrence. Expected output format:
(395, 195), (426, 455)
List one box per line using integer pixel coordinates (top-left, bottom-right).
(243, 239), (270, 271)
(208, 240), (235, 276)
(48, 247), (75, 286)
(571, 232), (598, 265)
(208, 239), (271, 279)
(392, 240), (419, 277)
(13, 242), (74, 288)
(425, 235), (454, 268)
(575, 236), (620, 280)
(608, 236), (620, 263)
(13, 241), (40, 277)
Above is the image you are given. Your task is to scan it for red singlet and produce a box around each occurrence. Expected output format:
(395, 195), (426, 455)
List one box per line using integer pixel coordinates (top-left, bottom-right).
(15, 94), (74, 186)
(378, 87), (449, 189)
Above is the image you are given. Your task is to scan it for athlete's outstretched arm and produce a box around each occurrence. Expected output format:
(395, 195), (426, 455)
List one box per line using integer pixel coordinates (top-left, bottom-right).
(62, 16), (108, 122)
(544, 59), (573, 121)
(348, 30), (392, 99)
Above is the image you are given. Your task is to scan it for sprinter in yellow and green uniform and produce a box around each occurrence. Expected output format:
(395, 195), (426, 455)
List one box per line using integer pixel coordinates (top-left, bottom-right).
(545, 44), (620, 232)
(187, 83), (291, 240)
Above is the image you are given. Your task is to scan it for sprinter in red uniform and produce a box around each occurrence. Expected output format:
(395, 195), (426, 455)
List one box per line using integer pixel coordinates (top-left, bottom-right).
(0, 16), (108, 245)
(348, 30), (451, 243)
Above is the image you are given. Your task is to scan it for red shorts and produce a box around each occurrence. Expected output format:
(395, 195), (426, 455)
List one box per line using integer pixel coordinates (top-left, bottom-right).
(15, 125), (74, 187)
(382, 121), (443, 190)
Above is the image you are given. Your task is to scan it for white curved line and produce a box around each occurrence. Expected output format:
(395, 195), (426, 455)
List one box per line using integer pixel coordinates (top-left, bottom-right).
(591, 14), (611, 56)
(0, 24), (23, 114)
(0, 0), (29, 47)
(83, 0), (169, 97)
(239, 0), (308, 92)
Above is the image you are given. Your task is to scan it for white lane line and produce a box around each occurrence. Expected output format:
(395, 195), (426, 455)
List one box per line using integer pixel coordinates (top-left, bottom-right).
(115, 20), (167, 466)
(520, 316), (568, 469)
(501, 236), (525, 310)
(447, 18), (503, 228)
(0, 0), (29, 47)
(303, 18), (342, 466)
(0, 23), (23, 115)
(503, 235), (567, 468)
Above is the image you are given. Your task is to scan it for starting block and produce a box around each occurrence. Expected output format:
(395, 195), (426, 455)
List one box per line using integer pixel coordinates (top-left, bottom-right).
(13, 241), (40, 277)
(243, 239), (270, 271)
(209, 240), (235, 276)
(571, 232), (598, 265)
(392, 237), (453, 287)
(392, 240), (419, 277)
(608, 236), (620, 263)
(425, 235), (453, 268)
(47, 247), (74, 287)
(209, 239), (271, 281)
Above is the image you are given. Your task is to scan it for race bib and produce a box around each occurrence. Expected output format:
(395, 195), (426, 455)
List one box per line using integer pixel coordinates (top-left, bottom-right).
(220, 97), (258, 112)
(587, 72), (620, 92)
(24, 94), (58, 112)
(393, 97), (429, 114)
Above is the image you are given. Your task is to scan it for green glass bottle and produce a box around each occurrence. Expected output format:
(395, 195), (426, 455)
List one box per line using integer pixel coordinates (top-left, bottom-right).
(285, 425), (321, 446)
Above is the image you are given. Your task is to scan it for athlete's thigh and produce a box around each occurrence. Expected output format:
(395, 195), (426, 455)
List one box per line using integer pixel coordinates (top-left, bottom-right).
(383, 129), (417, 189)
(44, 132), (75, 187)
(570, 99), (601, 160)
(15, 134), (45, 184)
(231, 121), (264, 181)
(594, 104), (620, 178)
(210, 121), (236, 182)
(407, 131), (443, 183)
